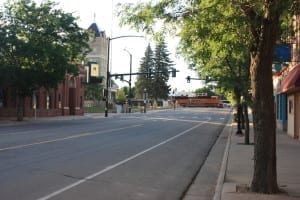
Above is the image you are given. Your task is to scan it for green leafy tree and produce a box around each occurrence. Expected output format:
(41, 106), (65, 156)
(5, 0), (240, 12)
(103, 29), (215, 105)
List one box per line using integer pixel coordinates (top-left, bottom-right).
(0, 0), (90, 121)
(85, 83), (103, 101)
(178, 0), (251, 135)
(121, 86), (129, 96)
(238, 1), (298, 193)
(119, 86), (136, 99)
(115, 90), (126, 105)
(118, 0), (300, 194)
(131, 86), (136, 99)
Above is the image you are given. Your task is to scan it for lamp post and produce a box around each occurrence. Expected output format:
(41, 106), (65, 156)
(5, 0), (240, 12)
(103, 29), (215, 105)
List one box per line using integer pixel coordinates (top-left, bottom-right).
(143, 88), (147, 113)
(124, 49), (132, 113)
(172, 88), (177, 110)
(105, 35), (144, 117)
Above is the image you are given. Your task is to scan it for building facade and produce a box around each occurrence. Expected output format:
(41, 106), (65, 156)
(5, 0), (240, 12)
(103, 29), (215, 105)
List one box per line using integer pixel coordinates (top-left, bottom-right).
(87, 23), (109, 86)
(0, 66), (86, 118)
(86, 22), (117, 103)
(275, 15), (300, 139)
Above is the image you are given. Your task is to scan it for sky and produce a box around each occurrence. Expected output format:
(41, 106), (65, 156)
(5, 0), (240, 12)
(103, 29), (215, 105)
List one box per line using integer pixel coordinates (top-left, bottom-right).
(0, 0), (202, 94)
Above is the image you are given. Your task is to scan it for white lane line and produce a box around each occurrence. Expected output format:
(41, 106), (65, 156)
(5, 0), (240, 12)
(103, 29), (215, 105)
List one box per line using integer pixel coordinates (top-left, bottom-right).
(0, 129), (43, 136)
(140, 117), (225, 126)
(0, 124), (86, 136)
(0, 124), (143, 152)
(144, 117), (201, 123)
(36, 121), (208, 200)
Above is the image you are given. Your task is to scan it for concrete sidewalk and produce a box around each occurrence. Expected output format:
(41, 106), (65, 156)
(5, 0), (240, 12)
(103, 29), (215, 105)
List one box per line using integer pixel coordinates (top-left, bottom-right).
(221, 124), (300, 200)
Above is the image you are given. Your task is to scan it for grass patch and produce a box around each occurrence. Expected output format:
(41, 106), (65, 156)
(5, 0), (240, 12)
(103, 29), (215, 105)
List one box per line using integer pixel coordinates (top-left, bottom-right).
(84, 105), (108, 113)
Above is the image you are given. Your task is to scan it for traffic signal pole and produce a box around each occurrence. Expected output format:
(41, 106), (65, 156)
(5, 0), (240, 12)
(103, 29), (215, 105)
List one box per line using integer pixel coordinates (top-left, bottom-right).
(105, 35), (143, 117)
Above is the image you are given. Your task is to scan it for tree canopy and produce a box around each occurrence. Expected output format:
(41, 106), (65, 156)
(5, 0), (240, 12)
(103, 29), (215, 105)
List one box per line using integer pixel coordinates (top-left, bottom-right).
(135, 44), (154, 98)
(0, 0), (90, 97)
(0, 0), (90, 120)
(152, 39), (173, 100)
(136, 41), (173, 100)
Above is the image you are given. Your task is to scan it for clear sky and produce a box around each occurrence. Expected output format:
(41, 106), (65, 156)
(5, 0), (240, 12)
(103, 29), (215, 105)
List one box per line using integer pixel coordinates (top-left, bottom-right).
(1, 0), (202, 93)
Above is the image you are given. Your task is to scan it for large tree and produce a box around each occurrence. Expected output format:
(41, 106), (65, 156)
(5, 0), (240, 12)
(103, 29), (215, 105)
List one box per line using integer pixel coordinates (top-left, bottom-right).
(136, 41), (173, 101)
(178, 0), (251, 137)
(118, 0), (299, 194)
(152, 39), (173, 101)
(0, 0), (90, 121)
(135, 43), (155, 98)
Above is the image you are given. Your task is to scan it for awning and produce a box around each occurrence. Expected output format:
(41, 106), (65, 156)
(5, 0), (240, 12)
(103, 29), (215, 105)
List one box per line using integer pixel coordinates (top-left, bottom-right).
(277, 65), (300, 93)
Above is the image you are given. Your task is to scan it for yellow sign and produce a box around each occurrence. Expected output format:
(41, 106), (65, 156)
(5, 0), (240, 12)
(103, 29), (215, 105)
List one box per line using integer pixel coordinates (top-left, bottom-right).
(90, 63), (99, 77)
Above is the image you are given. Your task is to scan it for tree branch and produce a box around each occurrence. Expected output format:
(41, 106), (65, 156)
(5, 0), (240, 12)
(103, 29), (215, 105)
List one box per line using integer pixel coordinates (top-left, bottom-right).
(240, 3), (261, 49)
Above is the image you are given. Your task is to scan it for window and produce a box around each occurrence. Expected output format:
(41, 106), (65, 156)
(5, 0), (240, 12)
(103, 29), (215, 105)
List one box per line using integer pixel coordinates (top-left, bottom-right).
(48, 94), (52, 109)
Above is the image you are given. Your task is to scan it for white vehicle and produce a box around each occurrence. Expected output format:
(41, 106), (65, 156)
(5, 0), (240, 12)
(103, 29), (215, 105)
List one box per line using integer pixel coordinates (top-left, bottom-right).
(221, 100), (231, 108)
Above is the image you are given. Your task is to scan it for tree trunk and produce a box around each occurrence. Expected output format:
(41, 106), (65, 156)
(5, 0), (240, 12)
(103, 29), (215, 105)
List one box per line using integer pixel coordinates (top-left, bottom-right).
(16, 93), (24, 121)
(241, 105), (245, 130)
(244, 103), (250, 145)
(250, 10), (279, 193)
(236, 104), (243, 135)
(251, 55), (279, 193)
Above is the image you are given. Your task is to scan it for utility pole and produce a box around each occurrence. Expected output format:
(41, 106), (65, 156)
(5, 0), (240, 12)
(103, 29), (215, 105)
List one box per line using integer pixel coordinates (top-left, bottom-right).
(124, 49), (132, 113)
(105, 35), (144, 117)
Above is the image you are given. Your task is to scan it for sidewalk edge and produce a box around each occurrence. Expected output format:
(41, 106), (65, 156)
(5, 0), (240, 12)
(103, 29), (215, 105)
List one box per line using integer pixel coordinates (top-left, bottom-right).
(212, 116), (234, 200)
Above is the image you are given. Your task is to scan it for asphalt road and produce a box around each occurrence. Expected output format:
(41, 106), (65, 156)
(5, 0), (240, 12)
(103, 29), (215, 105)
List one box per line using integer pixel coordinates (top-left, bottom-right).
(0, 107), (231, 200)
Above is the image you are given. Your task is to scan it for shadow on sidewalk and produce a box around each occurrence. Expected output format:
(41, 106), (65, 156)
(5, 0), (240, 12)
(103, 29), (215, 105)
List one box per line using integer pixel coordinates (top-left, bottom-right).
(222, 123), (300, 200)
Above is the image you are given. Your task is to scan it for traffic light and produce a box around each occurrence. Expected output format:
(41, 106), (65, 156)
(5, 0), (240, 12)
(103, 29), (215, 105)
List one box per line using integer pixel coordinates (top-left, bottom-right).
(186, 76), (191, 83)
(171, 68), (176, 77)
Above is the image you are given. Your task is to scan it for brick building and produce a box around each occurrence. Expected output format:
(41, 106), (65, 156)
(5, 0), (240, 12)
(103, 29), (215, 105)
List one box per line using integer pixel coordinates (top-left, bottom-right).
(0, 66), (85, 118)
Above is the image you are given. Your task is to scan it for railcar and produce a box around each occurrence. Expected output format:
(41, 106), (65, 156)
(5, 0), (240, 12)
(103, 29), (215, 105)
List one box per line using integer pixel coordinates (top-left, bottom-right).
(175, 96), (222, 107)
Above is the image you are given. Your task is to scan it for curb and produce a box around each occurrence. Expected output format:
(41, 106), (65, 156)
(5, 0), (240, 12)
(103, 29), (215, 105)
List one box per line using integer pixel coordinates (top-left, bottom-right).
(212, 119), (234, 200)
(182, 111), (234, 200)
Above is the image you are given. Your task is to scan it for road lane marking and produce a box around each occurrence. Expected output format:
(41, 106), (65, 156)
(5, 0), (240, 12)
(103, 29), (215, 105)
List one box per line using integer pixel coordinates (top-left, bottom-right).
(120, 116), (227, 126)
(0, 124), (143, 152)
(159, 118), (227, 126)
(36, 121), (208, 200)
(0, 124), (87, 136)
(0, 129), (44, 136)
(121, 116), (228, 128)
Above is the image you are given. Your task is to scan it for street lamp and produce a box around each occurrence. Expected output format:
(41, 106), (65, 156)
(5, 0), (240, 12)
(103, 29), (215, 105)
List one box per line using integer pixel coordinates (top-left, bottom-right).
(123, 49), (132, 113)
(143, 88), (147, 113)
(172, 88), (177, 110)
(105, 35), (144, 117)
